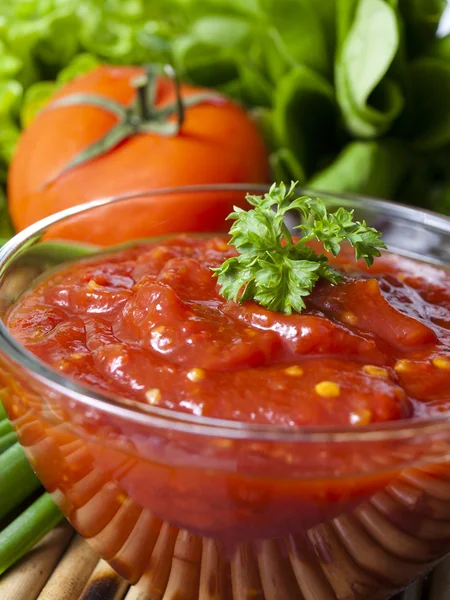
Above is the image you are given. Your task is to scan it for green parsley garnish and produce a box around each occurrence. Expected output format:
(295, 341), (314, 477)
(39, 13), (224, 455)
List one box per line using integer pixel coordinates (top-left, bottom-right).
(213, 182), (386, 315)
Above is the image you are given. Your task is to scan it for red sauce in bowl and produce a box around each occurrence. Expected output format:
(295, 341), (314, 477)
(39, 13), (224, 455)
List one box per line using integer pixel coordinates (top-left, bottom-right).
(6, 234), (450, 427)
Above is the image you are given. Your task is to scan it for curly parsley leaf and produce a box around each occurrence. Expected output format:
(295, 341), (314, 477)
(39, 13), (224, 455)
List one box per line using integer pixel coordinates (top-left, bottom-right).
(213, 182), (386, 314)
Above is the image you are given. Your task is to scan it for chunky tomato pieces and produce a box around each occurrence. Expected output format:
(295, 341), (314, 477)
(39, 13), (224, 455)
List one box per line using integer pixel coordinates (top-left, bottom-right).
(7, 236), (450, 427)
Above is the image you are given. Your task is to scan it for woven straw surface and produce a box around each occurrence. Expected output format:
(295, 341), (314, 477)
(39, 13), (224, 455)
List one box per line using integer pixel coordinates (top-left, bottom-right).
(0, 522), (447, 600)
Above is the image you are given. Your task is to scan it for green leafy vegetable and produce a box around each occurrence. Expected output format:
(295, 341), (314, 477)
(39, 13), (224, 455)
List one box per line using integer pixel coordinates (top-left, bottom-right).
(262, 0), (333, 78)
(20, 81), (57, 128)
(214, 181), (385, 314)
(399, 0), (447, 57)
(0, 189), (14, 239)
(309, 139), (408, 197)
(190, 15), (252, 47)
(56, 53), (101, 85)
(273, 65), (338, 177)
(0, 0), (449, 219)
(428, 34), (450, 63)
(335, 0), (403, 138)
(269, 147), (307, 184)
(172, 35), (239, 87)
(409, 57), (450, 151)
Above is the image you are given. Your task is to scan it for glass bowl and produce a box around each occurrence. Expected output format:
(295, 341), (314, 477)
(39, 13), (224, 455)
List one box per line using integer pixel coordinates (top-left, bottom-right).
(1, 185), (450, 600)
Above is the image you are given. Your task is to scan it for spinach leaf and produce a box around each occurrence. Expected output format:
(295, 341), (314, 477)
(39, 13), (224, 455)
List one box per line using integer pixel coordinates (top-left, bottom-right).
(274, 66), (338, 177)
(135, 21), (175, 59)
(261, 0), (333, 78)
(336, 0), (403, 138)
(395, 149), (449, 209)
(261, 29), (295, 84)
(172, 35), (239, 87)
(398, 0), (447, 57)
(238, 65), (273, 107)
(409, 57), (450, 151)
(429, 179), (450, 216)
(174, 13), (260, 92)
(315, 0), (337, 59)
(428, 34), (450, 63)
(250, 107), (277, 149)
(336, 0), (359, 46)
(309, 139), (407, 198)
(270, 147), (307, 184)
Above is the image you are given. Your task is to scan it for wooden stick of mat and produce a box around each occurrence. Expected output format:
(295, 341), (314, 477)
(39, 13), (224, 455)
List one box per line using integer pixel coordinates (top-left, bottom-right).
(0, 522), (74, 600)
(429, 555), (450, 600)
(78, 559), (129, 600)
(401, 580), (423, 600)
(0, 524), (443, 600)
(123, 587), (152, 600)
(37, 535), (99, 600)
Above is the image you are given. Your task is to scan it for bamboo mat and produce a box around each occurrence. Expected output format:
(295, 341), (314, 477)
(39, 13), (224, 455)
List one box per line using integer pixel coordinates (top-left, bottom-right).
(0, 522), (448, 600)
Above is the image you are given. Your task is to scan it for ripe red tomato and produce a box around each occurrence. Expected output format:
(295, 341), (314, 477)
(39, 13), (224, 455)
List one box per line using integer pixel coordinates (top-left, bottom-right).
(8, 65), (270, 245)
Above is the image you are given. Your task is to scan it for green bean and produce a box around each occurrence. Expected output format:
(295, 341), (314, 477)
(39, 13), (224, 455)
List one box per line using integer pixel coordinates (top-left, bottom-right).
(0, 443), (41, 521)
(0, 493), (63, 576)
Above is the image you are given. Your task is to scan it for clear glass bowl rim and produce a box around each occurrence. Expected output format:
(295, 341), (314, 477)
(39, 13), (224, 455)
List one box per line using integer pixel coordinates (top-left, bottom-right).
(1, 183), (450, 444)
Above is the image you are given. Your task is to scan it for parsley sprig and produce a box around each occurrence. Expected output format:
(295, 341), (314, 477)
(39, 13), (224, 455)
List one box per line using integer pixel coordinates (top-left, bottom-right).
(213, 182), (386, 315)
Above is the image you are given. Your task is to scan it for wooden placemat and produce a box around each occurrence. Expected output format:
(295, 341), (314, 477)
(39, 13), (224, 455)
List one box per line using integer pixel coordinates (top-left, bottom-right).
(0, 522), (448, 600)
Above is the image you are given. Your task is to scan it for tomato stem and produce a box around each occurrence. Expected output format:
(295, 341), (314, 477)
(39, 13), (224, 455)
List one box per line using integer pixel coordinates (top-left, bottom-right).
(133, 73), (152, 121)
(41, 63), (221, 188)
(131, 64), (186, 132)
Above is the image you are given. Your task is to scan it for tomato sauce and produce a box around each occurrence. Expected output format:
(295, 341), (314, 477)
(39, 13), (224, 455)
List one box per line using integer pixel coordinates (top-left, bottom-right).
(6, 234), (450, 428)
